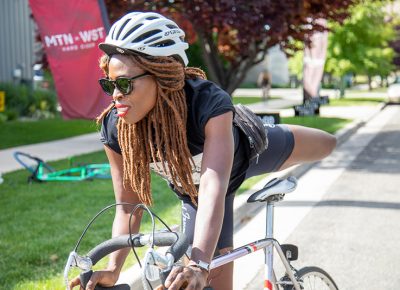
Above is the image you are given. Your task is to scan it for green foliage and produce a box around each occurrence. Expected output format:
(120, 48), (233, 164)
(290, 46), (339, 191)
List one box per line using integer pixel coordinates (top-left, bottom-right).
(287, 41), (305, 79)
(29, 89), (58, 119)
(0, 82), (31, 117)
(186, 40), (209, 75)
(325, 0), (396, 77)
(0, 82), (59, 121)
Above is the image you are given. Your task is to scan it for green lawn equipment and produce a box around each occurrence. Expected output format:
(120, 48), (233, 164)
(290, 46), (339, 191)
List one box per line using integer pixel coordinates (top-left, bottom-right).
(13, 151), (111, 182)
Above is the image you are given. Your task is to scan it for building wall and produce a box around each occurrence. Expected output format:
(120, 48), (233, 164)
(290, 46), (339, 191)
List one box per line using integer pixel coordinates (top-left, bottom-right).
(0, 0), (36, 84)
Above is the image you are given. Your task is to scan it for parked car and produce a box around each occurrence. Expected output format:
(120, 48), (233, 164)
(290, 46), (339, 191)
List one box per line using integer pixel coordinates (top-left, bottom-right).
(388, 77), (400, 103)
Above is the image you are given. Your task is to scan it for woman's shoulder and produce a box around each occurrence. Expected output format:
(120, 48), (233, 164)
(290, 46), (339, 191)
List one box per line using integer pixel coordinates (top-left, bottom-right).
(100, 107), (122, 154)
(185, 78), (230, 99)
(102, 107), (118, 127)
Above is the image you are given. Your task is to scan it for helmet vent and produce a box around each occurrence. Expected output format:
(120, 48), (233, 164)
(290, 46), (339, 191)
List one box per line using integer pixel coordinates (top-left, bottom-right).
(145, 16), (159, 20)
(144, 36), (163, 44)
(116, 19), (131, 40)
(110, 26), (117, 40)
(132, 29), (162, 43)
(166, 24), (178, 29)
(122, 24), (144, 40)
(150, 40), (175, 47)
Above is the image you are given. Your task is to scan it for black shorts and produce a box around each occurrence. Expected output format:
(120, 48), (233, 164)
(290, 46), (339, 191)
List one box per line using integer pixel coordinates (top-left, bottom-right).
(178, 124), (295, 251)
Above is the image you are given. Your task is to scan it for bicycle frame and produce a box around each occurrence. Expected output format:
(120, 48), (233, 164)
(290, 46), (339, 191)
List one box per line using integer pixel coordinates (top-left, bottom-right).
(209, 203), (302, 290)
(13, 151), (111, 182)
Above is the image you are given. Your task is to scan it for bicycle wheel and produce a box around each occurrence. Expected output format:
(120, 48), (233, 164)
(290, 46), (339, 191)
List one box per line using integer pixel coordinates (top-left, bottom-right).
(284, 266), (338, 290)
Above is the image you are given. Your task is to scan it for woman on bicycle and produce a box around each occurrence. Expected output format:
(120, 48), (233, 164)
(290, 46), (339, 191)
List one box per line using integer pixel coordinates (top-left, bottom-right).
(70, 11), (336, 290)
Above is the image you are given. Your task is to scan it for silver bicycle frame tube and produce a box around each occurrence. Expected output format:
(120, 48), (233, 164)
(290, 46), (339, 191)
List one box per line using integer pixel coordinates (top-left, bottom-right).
(265, 203), (274, 290)
(266, 202), (301, 290)
(208, 201), (302, 290)
(210, 239), (273, 269)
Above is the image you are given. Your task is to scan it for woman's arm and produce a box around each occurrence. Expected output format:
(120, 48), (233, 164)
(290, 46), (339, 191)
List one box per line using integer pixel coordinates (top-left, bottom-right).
(104, 145), (143, 273)
(191, 111), (234, 265)
(165, 111), (234, 290)
(71, 146), (143, 290)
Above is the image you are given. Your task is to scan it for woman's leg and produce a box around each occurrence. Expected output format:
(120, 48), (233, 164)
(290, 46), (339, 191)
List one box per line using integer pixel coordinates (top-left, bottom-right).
(246, 124), (336, 179)
(181, 194), (235, 290)
(209, 248), (233, 290)
(208, 193), (235, 290)
(278, 124), (336, 170)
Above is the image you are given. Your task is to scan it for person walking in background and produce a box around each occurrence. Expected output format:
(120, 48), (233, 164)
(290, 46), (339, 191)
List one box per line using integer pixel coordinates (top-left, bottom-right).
(258, 68), (271, 102)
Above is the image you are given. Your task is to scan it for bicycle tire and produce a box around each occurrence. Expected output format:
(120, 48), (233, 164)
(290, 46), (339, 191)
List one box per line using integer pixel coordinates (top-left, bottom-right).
(283, 266), (338, 290)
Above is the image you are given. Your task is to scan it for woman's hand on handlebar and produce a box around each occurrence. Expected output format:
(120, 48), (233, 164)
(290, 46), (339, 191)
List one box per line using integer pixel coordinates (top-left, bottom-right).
(69, 270), (119, 290)
(164, 265), (208, 290)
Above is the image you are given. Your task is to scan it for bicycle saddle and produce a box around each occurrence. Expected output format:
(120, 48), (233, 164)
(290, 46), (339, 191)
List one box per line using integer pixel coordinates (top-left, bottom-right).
(247, 176), (297, 203)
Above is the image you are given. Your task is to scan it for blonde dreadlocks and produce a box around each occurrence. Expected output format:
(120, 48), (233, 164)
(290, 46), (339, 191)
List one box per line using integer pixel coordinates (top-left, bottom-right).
(97, 53), (206, 205)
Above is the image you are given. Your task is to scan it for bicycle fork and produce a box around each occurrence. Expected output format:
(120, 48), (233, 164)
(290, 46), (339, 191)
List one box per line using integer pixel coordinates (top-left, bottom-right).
(264, 202), (301, 290)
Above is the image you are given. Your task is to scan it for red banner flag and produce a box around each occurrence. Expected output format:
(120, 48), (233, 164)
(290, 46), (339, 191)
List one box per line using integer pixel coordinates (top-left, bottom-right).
(29, 0), (109, 119)
(303, 18), (328, 101)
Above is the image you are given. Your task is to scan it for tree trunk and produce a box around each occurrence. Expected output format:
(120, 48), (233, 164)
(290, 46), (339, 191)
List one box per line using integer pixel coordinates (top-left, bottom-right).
(196, 32), (267, 95)
(339, 75), (345, 98)
(367, 75), (373, 91)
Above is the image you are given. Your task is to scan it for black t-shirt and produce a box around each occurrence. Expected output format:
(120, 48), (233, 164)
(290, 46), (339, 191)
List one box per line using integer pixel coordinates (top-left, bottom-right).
(100, 78), (250, 196)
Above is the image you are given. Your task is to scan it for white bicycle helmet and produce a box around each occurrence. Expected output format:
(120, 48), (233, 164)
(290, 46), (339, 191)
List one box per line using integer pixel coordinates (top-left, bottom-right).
(99, 12), (189, 66)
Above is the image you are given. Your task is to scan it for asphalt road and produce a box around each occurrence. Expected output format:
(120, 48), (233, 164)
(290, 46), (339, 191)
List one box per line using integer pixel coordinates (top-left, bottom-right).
(244, 105), (400, 289)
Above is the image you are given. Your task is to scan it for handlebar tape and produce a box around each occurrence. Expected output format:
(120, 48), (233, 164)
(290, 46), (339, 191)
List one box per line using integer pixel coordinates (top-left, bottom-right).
(79, 270), (130, 290)
(86, 232), (188, 265)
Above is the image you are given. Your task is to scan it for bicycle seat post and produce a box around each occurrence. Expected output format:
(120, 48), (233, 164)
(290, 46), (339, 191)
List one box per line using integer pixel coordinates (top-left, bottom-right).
(247, 177), (298, 290)
(264, 200), (275, 289)
(266, 201), (274, 239)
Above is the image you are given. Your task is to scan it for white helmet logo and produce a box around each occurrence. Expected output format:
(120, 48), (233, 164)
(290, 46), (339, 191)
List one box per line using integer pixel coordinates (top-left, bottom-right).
(116, 47), (125, 54)
(164, 29), (180, 37)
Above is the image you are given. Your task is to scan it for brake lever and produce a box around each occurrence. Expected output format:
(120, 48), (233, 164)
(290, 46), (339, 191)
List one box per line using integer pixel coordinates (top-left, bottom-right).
(142, 249), (175, 281)
(64, 251), (93, 290)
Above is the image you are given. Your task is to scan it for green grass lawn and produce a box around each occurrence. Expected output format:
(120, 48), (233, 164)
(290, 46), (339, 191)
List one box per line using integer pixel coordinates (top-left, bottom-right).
(329, 96), (387, 107)
(0, 151), (182, 290)
(0, 112), (351, 289)
(0, 118), (98, 150)
(233, 96), (280, 105)
(281, 116), (350, 134)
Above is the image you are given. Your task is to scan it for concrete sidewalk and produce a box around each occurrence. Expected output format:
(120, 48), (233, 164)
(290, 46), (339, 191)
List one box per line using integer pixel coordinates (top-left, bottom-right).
(0, 132), (103, 174)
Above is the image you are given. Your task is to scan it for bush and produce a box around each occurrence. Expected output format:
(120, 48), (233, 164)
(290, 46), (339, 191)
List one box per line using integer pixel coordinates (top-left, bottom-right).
(0, 82), (30, 117)
(29, 89), (57, 119)
(0, 113), (7, 124)
(0, 82), (58, 121)
(186, 41), (209, 75)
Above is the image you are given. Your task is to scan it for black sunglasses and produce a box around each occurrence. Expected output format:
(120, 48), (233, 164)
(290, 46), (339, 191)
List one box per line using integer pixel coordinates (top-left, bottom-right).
(98, 72), (151, 96)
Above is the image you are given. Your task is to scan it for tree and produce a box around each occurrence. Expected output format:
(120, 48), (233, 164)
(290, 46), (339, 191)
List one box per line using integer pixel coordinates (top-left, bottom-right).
(325, 0), (396, 90)
(104, 0), (357, 94)
(389, 25), (400, 74)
